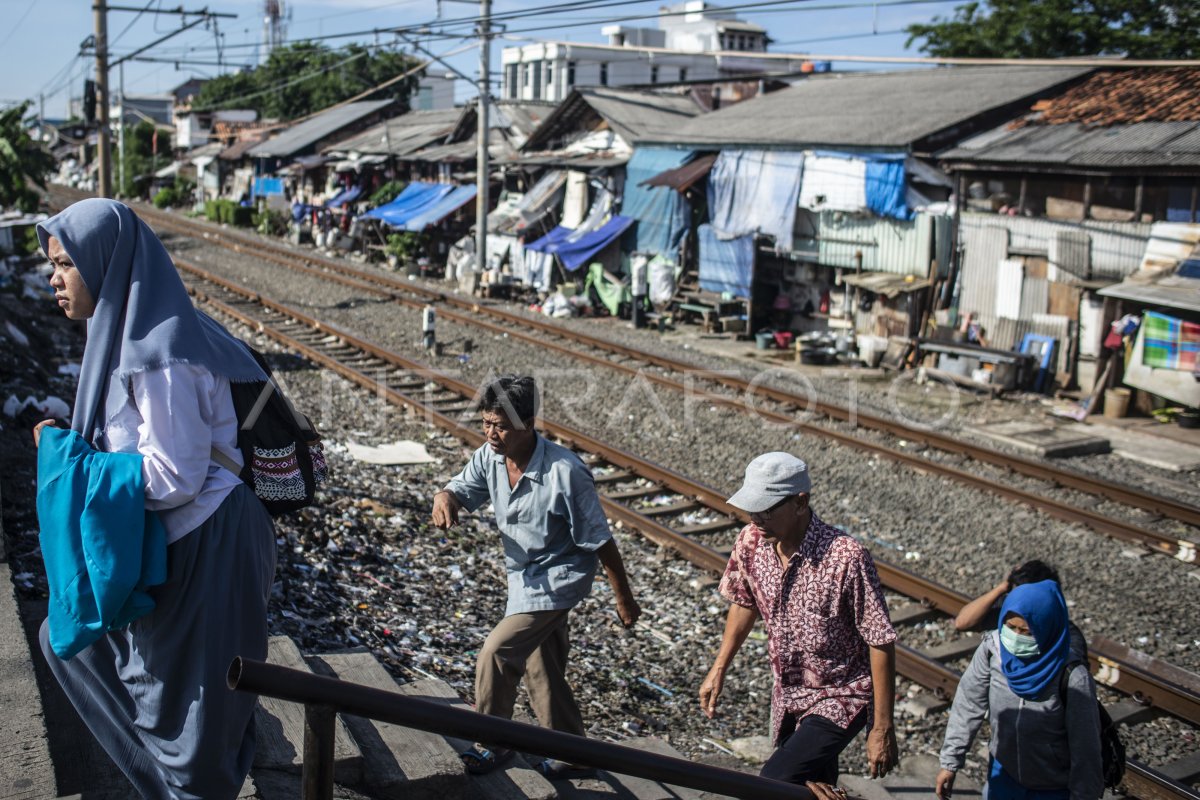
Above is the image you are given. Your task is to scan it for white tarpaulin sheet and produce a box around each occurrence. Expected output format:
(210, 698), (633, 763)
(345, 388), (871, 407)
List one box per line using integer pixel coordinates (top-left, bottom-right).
(345, 440), (436, 465)
(799, 154), (867, 213)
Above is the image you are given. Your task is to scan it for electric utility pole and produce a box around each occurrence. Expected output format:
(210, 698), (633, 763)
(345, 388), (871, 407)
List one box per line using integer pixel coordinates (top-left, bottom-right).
(95, 0), (112, 197)
(474, 0), (490, 274)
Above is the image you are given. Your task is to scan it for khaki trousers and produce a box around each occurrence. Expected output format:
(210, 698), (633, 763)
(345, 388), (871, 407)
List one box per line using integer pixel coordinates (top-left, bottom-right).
(474, 608), (585, 736)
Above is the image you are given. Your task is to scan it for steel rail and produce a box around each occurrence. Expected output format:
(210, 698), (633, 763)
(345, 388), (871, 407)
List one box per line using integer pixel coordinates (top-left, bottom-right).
(167, 250), (1188, 561)
(123, 201), (1200, 536)
(181, 260), (1200, 740)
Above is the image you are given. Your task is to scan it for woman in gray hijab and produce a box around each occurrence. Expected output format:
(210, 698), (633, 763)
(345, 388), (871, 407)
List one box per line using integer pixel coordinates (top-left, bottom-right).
(34, 198), (277, 799)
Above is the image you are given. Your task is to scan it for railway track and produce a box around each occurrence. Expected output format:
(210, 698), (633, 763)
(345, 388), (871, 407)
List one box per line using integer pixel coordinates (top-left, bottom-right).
(174, 252), (1200, 799)
(107, 196), (1200, 565)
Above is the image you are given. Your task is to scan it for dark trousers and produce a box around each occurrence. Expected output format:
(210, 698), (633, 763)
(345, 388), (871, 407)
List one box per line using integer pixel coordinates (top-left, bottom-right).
(760, 708), (869, 785)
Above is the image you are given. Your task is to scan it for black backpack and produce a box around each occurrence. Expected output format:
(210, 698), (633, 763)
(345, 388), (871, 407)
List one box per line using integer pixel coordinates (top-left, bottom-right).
(212, 346), (327, 515)
(1058, 661), (1126, 790)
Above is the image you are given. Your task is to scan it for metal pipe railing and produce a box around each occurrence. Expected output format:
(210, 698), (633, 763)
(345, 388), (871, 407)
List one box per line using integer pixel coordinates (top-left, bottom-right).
(228, 656), (827, 800)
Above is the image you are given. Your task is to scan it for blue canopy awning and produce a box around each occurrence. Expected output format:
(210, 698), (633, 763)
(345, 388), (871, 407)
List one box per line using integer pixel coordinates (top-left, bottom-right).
(524, 225), (574, 254)
(361, 182), (454, 226)
(525, 216), (635, 272)
(394, 185), (477, 231)
(326, 184), (363, 208)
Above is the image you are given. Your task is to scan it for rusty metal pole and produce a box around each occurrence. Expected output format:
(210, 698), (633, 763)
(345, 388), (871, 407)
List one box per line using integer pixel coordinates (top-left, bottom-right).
(302, 704), (336, 800)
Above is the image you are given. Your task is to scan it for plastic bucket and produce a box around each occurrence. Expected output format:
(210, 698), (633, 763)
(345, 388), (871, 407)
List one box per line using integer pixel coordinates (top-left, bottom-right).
(755, 331), (776, 350)
(1103, 388), (1131, 419)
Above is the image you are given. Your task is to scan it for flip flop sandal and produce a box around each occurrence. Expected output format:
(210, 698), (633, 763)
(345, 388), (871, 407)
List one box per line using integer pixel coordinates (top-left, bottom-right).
(460, 745), (515, 775)
(537, 758), (597, 780)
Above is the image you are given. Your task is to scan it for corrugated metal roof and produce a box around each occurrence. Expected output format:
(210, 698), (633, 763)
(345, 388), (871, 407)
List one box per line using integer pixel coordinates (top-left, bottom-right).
(522, 87), (702, 152)
(449, 100), (556, 146)
(248, 100), (393, 158)
(940, 120), (1200, 169)
(325, 108), (460, 156)
(642, 153), (717, 191)
(639, 65), (1092, 149)
(1098, 275), (1200, 313)
(218, 134), (267, 161)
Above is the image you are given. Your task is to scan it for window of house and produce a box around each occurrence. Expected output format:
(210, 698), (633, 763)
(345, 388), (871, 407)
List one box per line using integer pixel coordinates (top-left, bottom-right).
(532, 60), (542, 98)
(567, 61), (576, 86)
(507, 64), (519, 99)
(679, 67), (687, 82)
(522, 64), (530, 88)
(600, 62), (608, 85)
(1089, 176), (1139, 222)
(545, 63), (554, 97)
(650, 65), (658, 84)
(1137, 178), (1198, 222)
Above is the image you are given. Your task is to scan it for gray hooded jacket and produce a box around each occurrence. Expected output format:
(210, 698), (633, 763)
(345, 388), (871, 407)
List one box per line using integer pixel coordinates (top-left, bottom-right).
(938, 631), (1103, 799)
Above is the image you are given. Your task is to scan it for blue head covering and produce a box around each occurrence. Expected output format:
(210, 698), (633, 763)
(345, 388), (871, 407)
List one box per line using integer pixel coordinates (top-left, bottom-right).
(998, 579), (1071, 700)
(38, 198), (266, 443)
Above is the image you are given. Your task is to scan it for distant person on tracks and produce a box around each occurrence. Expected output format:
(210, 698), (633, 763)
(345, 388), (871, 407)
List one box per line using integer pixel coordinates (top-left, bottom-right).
(699, 452), (899, 796)
(935, 579), (1103, 799)
(954, 559), (1088, 660)
(32, 198), (277, 800)
(431, 374), (641, 779)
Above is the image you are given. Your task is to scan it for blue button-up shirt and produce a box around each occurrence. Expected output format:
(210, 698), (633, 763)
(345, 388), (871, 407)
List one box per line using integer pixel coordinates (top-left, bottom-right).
(444, 435), (612, 616)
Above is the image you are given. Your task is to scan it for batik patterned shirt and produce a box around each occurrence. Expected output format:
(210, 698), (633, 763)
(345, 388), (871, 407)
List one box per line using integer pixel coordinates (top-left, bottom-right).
(718, 512), (896, 745)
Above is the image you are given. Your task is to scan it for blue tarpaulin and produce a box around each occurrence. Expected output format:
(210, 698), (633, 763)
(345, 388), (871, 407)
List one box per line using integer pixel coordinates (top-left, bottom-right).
(863, 155), (910, 220)
(623, 147), (693, 261)
(326, 185), (363, 208)
(254, 177), (284, 197)
(524, 226), (574, 253)
(811, 150), (912, 220)
(395, 185), (477, 231)
(698, 223), (753, 298)
(707, 150), (804, 245)
(362, 182), (454, 226)
(525, 216), (636, 272)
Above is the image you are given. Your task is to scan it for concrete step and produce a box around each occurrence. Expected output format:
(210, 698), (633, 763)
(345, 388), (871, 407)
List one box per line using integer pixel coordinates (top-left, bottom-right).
(310, 650), (470, 800)
(540, 736), (723, 799)
(839, 753), (982, 799)
(16, 596), (135, 799)
(254, 636), (364, 786)
(393, 677), (558, 800)
(0, 537), (57, 800)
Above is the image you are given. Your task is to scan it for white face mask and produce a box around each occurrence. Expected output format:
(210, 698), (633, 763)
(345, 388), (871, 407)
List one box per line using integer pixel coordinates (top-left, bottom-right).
(1001, 624), (1040, 658)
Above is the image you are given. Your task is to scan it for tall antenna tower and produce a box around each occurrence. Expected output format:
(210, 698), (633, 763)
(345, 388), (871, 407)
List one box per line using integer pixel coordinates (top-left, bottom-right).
(261, 0), (288, 63)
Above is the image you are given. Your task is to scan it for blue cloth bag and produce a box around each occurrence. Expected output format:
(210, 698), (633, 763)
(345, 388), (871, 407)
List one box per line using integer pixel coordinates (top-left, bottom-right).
(37, 426), (167, 660)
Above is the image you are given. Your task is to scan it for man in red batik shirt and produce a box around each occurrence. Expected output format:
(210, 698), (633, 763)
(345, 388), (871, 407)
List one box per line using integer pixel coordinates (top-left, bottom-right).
(699, 452), (899, 794)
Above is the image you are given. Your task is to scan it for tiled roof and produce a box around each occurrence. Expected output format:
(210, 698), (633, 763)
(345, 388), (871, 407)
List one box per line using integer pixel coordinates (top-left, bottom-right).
(1019, 68), (1200, 127)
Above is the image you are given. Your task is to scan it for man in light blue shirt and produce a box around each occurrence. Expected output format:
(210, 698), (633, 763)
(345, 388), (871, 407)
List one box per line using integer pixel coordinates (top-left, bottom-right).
(432, 375), (640, 779)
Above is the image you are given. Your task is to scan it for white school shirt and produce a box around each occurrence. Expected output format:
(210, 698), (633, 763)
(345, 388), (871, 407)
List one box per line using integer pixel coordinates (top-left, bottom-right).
(94, 363), (244, 544)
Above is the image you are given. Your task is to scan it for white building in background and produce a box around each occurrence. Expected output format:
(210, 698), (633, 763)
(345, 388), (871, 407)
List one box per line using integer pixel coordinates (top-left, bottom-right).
(413, 74), (457, 110)
(500, 0), (818, 102)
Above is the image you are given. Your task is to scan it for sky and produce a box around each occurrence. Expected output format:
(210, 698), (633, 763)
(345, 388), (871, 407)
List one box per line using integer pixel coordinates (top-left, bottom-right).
(0, 0), (967, 119)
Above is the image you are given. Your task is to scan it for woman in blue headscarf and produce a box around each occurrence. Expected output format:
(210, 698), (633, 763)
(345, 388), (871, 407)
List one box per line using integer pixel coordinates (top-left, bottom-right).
(33, 198), (277, 800)
(934, 580), (1103, 800)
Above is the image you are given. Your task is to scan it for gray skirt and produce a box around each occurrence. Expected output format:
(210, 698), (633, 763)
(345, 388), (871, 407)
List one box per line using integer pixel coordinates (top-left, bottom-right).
(41, 483), (277, 800)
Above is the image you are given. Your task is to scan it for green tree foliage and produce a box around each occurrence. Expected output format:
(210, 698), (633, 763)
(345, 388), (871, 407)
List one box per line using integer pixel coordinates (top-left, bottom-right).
(0, 102), (56, 212)
(193, 43), (421, 120)
(906, 0), (1199, 59)
(117, 121), (172, 199)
